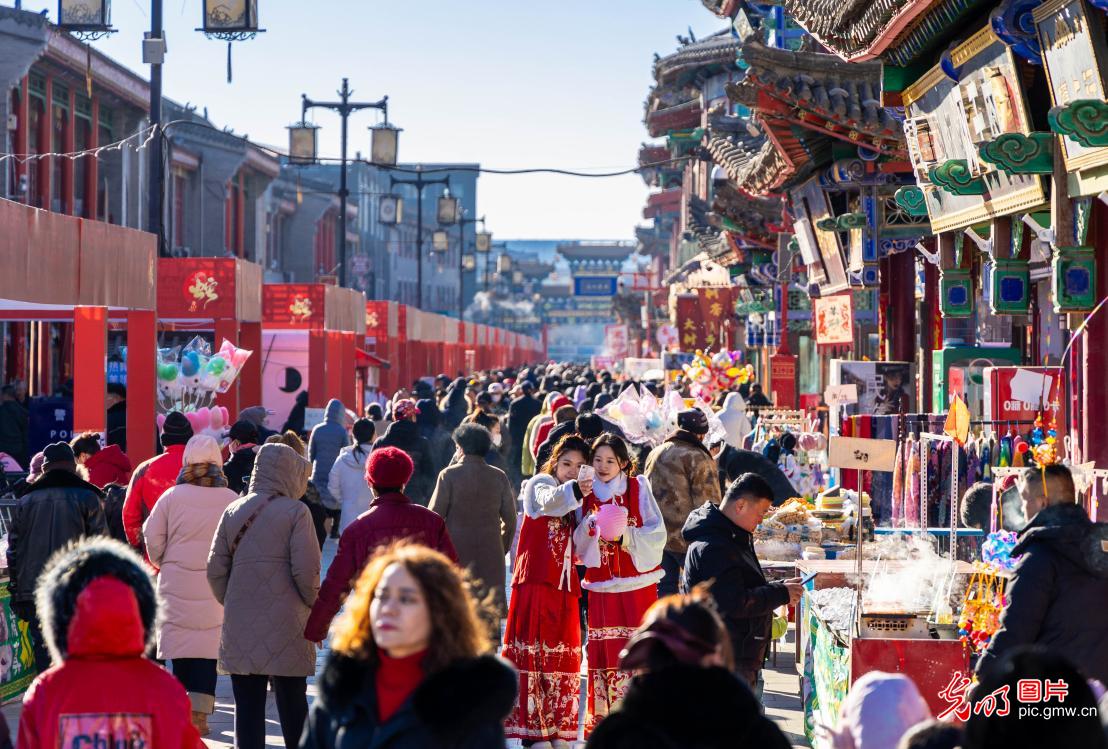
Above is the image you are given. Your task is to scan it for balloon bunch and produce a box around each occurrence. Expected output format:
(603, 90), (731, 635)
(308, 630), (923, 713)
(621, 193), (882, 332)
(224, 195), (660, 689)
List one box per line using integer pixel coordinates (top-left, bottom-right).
(156, 337), (252, 414)
(157, 406), (231, 441)
(598, 386), (725, 447)
(682, 350), (753, 402)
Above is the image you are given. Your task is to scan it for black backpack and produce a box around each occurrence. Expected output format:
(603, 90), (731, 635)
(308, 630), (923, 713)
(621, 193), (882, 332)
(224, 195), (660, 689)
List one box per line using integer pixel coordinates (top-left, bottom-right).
(102, 483), (128, 543)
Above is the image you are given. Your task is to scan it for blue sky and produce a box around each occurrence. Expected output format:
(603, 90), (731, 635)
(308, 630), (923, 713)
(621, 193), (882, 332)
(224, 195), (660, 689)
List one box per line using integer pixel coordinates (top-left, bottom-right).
(18, 1), (723, 239)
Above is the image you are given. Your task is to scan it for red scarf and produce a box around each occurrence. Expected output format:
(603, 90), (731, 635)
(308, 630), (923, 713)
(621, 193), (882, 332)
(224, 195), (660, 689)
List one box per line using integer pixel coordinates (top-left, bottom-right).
(376, 649), (426, 722)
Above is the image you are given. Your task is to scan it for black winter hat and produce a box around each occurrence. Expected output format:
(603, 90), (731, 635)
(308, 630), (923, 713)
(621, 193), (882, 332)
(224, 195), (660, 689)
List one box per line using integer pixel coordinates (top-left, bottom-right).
(35, 537), (157, 662)
(41, 441), (76, 468)
(677, 409), (710, 436)
(228, 419), (259, 445)
(161, 411), (194, 447)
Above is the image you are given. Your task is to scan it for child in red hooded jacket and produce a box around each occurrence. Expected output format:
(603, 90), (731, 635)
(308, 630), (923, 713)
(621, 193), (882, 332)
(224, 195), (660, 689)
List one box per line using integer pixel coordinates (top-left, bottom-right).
(17, 537), (203, 749)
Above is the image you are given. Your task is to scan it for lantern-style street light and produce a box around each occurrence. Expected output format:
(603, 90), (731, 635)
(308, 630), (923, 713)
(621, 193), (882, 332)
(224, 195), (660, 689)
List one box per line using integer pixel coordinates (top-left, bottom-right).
(437, 192), (459, 225)
(370, 123), (400, 167)
(378, 195), (401, 225)
(389, 166), (452, 309)
(432, 230), (449, 253)
(475, 231), (492, 253)
(463, 254), (477, 272)
(293, 78), (391, 288)
(455, 212), (485, 318)
(57, 0), (116, 38)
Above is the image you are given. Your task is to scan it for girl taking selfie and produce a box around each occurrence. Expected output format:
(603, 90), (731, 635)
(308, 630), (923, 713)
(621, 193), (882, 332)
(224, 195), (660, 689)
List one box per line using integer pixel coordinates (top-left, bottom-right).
(502, 435), (591, 748)
(572, 433), (665, 736)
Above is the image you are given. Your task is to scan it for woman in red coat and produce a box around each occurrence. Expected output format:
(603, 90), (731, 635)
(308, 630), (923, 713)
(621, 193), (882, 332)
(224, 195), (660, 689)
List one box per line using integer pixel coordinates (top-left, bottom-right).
(17, 537), (203, 749)
(502, 435), (591, 748)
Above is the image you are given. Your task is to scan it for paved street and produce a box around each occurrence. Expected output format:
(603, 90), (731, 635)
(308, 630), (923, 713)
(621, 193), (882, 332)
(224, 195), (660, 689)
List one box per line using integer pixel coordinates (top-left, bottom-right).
(0, 538), (808, 747)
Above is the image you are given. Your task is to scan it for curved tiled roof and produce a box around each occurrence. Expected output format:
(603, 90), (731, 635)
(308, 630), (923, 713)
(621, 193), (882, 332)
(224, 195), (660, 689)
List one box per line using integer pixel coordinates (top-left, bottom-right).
(645, 98), (703, 138)
(653, 30), (740, 84)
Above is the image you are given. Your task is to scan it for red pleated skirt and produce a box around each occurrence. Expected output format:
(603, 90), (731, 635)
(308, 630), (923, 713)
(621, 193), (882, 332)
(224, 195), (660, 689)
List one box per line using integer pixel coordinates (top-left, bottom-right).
(502, 582), (583, 742)
(584, 584), (658, 736)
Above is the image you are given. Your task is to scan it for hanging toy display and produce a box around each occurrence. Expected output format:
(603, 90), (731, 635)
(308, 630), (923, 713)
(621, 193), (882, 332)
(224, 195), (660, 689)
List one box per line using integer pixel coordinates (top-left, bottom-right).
(682, 350), (754, 402)
(155, 336), (253, 415)
(1028, 414), (1062, 467)
(957, 563), (1008, 654)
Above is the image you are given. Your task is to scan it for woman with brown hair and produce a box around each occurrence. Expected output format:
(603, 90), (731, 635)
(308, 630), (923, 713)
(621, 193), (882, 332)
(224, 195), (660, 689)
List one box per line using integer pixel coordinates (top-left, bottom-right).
(503, 435), (590, 748)
(585, 588), (790, 749)
(301, 543), (518, 749)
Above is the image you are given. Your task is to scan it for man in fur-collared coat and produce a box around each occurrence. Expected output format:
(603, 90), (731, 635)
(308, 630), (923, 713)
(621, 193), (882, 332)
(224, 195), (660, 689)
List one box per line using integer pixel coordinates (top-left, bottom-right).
(644, 409), (723, 596)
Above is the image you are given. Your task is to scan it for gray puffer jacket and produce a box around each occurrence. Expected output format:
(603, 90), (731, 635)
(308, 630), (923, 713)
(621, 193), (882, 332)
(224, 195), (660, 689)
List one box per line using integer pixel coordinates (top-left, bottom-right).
(207, 443), (322, 677)
(309, 399), (351, 510)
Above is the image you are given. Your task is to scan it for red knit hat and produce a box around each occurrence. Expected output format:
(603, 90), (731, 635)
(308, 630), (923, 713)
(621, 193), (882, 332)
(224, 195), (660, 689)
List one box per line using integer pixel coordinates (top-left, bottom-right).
(365, 447), (414, 488)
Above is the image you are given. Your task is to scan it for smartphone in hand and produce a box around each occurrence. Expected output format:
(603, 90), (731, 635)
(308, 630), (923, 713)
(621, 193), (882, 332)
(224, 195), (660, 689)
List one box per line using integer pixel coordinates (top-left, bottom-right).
(578, 465), (596, 483)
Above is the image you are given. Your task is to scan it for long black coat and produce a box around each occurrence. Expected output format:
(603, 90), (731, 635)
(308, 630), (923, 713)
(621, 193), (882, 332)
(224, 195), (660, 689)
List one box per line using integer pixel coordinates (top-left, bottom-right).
(301, 653), (517, 749)
(372, 420), (436, 506)
(682, 502), (789, 675)
(7, 468), (106, 605)
(977, 502), (1108, 683)
(506, 394), (541, 468)
(585, 663), (790, 749)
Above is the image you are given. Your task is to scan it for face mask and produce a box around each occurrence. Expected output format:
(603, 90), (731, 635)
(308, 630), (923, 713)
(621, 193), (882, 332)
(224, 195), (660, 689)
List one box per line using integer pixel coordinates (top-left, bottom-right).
(492, 433), (502, 447)
(492, 394), (502, 403)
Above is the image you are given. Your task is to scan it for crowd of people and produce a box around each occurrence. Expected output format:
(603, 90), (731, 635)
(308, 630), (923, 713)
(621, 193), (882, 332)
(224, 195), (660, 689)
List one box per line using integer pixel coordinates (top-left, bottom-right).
(0, 363), (1105, 748)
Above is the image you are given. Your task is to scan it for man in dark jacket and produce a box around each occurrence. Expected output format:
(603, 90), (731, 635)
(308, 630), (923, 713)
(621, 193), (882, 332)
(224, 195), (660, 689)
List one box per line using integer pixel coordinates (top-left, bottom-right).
(7, 441), (106, 671)
(224, 420), (260, 494)
(977, 465), (1108, 683)
(105, 383), (127, 452)
(303, 448), (456, 642)
(372, 399), (436, 506)
(506, 382), (541, 478)
(683, 473), (802, 691)
(0, 385), (28, 468)
(645, 409), (724, 596)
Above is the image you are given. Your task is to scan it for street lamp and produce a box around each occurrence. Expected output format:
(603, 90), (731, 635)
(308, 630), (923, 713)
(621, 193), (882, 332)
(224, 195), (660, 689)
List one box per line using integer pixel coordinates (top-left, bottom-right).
(432, 230), (449, 253)
(295, 78), (391, 288)
(389, 167), (451, 309)
(497, 254), (512, 274)
(437, 192), (459, 225)
(57, 0), (116, 38)
(455, 212), (485, 318)
(475, 231), (492, 253)
(463, 254), (477, 272)
(370, 123), (400, 167)
(378, 194), (401, 225)
(286, 121), (319, 165)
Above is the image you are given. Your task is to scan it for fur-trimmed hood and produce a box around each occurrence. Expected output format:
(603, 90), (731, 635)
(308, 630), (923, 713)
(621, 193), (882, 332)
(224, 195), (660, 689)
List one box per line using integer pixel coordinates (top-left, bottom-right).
(315, 651), (517, 745)
(35, 538), (157, 663)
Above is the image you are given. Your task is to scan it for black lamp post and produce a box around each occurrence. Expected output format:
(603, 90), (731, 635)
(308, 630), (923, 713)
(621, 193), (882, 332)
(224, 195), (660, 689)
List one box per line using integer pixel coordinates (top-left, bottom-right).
(456, 212), (485, 318)
(293, 79), (394, 288)
(389, 167), (455, 309)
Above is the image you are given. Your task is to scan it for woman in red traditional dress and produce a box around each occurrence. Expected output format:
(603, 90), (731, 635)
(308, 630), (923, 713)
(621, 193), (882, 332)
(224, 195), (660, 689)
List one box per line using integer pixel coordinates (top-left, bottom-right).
(502, 435), (591, 749)
(573, 433), (665, 736)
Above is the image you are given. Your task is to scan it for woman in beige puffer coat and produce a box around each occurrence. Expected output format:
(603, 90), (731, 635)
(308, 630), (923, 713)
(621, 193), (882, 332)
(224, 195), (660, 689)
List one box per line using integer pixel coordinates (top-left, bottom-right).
(143, 434), (239, 735)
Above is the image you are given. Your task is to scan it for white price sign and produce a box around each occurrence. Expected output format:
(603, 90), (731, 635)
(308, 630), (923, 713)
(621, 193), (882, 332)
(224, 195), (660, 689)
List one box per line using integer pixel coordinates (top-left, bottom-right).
(824, 383), (859, 407)
(828, 436), (897, 472)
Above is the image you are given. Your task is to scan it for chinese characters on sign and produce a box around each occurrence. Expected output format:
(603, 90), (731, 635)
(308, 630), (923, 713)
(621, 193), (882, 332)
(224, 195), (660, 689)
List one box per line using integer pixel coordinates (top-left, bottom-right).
(813, 294), (854, 346)
(939, 672), (1078, 721)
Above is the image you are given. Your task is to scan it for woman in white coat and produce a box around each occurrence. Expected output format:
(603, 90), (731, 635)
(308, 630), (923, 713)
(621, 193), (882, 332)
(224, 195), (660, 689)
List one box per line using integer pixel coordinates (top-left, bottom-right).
(327, 418), (376, 535)
(143, 434), (239, 736)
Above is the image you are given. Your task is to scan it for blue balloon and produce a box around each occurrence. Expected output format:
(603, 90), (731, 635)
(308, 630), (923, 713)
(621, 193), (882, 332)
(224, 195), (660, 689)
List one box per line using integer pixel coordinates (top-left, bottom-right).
(181, 351), (200, 377)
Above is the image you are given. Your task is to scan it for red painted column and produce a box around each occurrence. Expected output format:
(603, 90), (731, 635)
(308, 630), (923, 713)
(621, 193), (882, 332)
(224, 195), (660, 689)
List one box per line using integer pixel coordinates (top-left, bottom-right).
(64, 89), (75, 215)
(73, 306), (108, 434)
(238, 322), (263, 409)
(87, 96), (99, 219)
(213, 319), (239, 415)
(888, 250), (917, 364)
(308, 330), (327, 408)
(340, 332), (356, 410)
(39, 76), (52, 209)
(126, 310), (156, 466)
(325, 331), (343, 406)
(1082, 202), (1108, 467)
(15, 77), (29, 200)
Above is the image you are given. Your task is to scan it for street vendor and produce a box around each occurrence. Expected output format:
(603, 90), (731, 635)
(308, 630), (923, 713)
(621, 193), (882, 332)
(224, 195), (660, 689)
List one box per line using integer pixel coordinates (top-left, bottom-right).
(682, 473), (803, 693)
(976, 465), (1108, 684)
